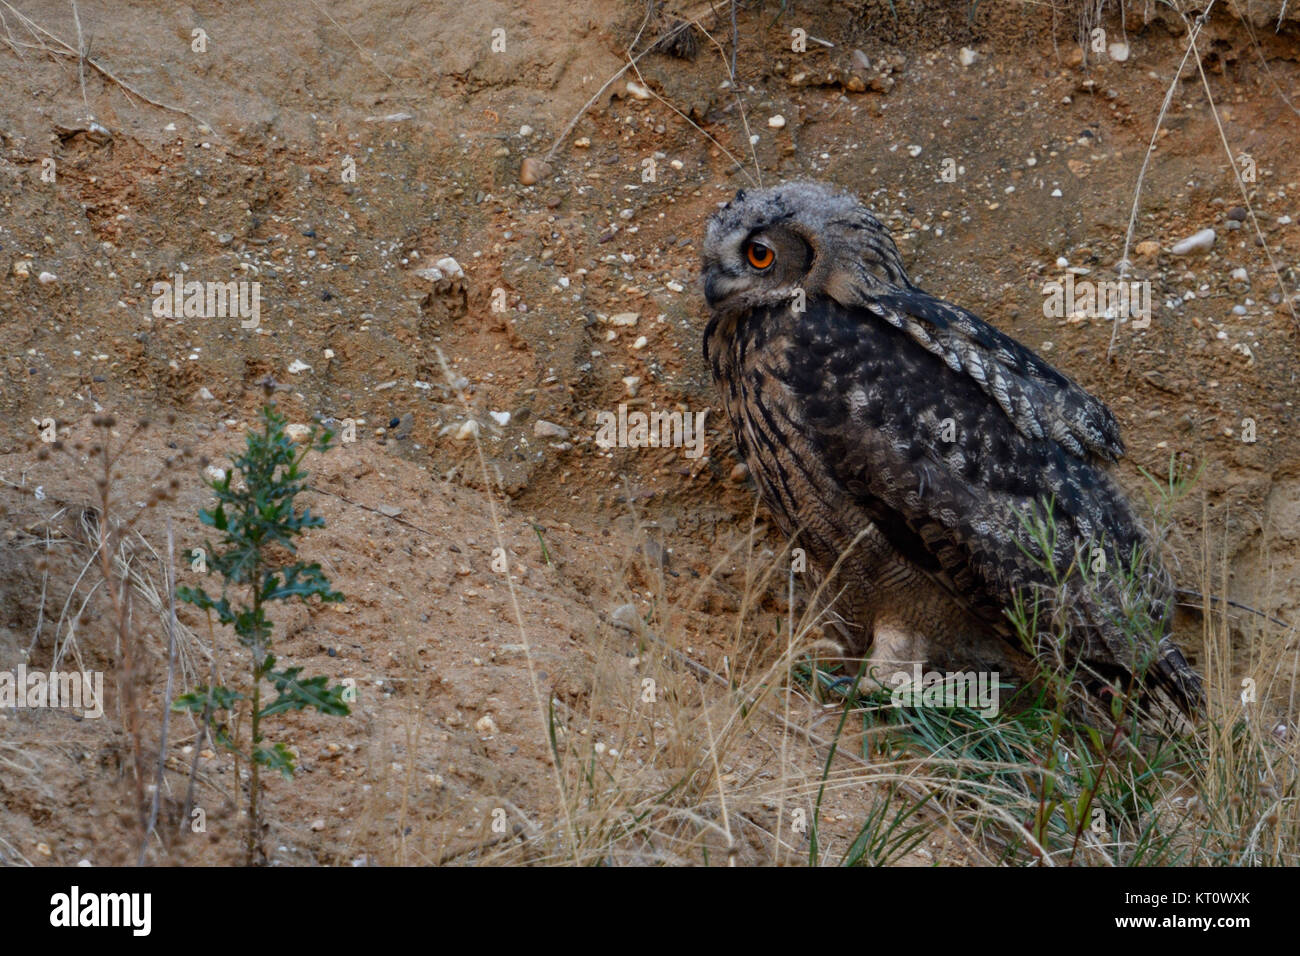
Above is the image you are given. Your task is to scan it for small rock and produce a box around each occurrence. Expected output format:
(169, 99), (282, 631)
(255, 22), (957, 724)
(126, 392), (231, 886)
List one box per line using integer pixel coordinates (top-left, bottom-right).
(204, 465), (226, 482)
(621, 375), (641, 397)
(1170, 228), (1216, 255)
(1108, 42), (1130, 63)
(1134, 240), (1160, 259)
(519, 157), (552, 185)
(285, 423), (312, 442)
(958, 47), (978, 67)
(1231, 267), (1249, 282)
(287, 359), (312, 374)
(489, 410), (511, 426)
(195, 386), (216, 402)
(475, 715), (499, 735)
(310, 819), (325, 832)
(38, 271), (57, 285)
(12, 260), (30, 278)
(434, 256), (463, 279)
(625, 80), (651, 100)
(377, 504), (403, 518)
(768, 114), (786, 129)
(533, 420), (569, 440)
(1227, 206), (1248, 222)
(604, 312), (638, 327)
(631, 335), (648, 350)
(611, 603), (642, 633)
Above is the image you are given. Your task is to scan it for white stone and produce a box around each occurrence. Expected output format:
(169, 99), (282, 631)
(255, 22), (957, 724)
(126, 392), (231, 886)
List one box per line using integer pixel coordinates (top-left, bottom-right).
(1170, 228), (1216, 255)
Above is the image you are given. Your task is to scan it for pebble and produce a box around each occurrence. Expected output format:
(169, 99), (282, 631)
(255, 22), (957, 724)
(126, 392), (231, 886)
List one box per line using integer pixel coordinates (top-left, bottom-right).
(611, 603), (642, 633)
(1231, 267), (1248, 282)
(625, 80), (651, 100)
(1134, 240), (1160, 258)
(489, 410), (511, 426)
(195, 386), (215, 402)
(285, 423), (312, 442)
(475, 715), (499, 735)
(38, 271), (57, 284)
(631, 335), (648, 350)
(1108, 42), (1130, 62)
(621, 375), (641, 397)
(434, 256), (464, 279)
(454, 420), (480, 440)
(533, 420), (569, 439)
(907, 145), (923, 157)
(519, 157), (552, 185)
(604, 312), (638, 327)
(287, 359), (312, 373)
(378, 504), (403, 518)
(768, 114), (786, 129)
(1227, 206), (1248, 221)
(1170, 228), (1215, 255)
(958, 47), (978, 67)
(204, 465), (226, 482)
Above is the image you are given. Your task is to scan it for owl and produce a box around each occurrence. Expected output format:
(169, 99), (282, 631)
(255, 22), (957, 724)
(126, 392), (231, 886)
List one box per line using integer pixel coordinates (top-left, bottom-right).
(701, 181), (1201, 714)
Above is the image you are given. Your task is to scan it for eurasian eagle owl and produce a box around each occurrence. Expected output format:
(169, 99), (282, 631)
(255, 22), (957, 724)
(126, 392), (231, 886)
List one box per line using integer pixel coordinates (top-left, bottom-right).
(701, 180), (1201, 713)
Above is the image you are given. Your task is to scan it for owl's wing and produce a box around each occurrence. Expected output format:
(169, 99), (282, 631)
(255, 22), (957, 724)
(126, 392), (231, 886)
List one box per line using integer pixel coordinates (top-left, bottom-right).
(840, 284), (1124, 463)
(787, 296), (1199, 712)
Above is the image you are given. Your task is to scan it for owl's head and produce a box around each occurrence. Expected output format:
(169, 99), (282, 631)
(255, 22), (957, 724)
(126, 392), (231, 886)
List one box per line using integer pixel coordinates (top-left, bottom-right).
(700, 181), (911, 319)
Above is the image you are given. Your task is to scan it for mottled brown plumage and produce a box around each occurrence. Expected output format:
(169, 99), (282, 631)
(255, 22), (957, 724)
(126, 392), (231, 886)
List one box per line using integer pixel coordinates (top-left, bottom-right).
(701, 181), (1200, 713)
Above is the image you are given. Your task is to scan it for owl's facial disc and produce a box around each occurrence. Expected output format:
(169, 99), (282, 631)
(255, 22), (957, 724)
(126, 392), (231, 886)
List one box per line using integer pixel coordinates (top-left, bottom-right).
(702, 221), (813, 316)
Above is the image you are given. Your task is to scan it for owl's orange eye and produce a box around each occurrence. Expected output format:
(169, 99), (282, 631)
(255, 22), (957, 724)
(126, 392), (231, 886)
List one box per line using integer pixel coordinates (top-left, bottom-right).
(745, 240), (775, 270)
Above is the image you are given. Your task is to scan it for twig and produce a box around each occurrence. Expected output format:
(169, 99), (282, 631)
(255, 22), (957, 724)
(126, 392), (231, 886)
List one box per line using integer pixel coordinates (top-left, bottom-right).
(139, 517), (179, 865)
(0, 0), (215, 132)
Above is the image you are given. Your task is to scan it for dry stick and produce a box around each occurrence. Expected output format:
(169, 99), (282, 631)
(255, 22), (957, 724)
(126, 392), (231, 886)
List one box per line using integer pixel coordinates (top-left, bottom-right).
(542, 9), (657, 164)
(0, 0), (212, 131)
(1108, 6), (1210, 359)
(70, 0), (86, 112)
(304, 0), (418, 114)
(1185, 11), (1298, 333)
(697, 678), (737, 864)
(139, 518), (179, 865)
(178, 644), (215, 835)
(543, 4), (759, 186)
